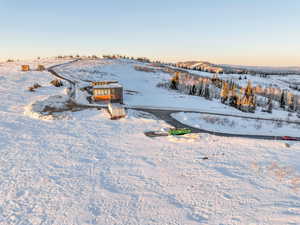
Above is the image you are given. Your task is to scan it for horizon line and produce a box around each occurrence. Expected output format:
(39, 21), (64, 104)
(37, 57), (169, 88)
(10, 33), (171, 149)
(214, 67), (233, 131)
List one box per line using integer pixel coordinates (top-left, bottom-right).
(1, 54), (300, 68)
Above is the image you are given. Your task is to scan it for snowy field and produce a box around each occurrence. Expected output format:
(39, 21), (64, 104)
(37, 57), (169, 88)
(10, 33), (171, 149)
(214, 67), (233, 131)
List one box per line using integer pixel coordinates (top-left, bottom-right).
(0, 59), (300, 224)
(54, 59), (250, 112)
(172, 112), (300, 137)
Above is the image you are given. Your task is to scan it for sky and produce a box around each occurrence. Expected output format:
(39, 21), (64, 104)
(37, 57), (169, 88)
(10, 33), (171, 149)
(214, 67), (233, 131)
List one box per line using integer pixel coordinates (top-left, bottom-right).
(1, 0), (300, 66)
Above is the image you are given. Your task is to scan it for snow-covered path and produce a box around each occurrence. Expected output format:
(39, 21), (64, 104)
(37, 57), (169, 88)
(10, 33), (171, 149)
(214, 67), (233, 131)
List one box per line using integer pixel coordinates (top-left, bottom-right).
(1, 59), (300, 224)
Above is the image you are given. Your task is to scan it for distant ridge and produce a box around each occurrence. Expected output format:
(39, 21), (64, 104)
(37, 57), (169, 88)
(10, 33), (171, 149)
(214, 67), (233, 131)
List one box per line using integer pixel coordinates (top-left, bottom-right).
(176, 60), (300, 75)
(220, 64), (300, 73)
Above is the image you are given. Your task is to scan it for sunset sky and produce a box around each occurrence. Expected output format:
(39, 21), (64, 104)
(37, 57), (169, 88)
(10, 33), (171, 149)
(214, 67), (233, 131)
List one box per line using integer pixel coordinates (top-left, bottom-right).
(1, 0), (299, 66)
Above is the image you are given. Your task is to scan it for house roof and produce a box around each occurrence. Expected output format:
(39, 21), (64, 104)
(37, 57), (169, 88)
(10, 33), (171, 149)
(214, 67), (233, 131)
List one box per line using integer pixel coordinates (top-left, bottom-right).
(92, 80), (118, 85)
(93, 83), (123, 89)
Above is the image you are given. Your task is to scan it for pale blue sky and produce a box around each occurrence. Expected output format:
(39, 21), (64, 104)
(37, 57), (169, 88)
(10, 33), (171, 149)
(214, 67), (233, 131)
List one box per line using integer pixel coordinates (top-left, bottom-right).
(1, 0), (300, 66)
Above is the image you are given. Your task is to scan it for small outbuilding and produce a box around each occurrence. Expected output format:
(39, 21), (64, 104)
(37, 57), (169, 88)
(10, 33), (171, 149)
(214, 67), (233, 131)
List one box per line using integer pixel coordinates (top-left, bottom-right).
(21, 65), (30, 71)
(92, 82), (123, 103)
(108, 103), (126, 119)
(37, 65), (45, 71)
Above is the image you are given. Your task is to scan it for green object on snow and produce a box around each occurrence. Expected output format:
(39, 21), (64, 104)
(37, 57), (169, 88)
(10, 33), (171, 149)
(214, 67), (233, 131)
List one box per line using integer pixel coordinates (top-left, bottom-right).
(168, 128), (192, 136)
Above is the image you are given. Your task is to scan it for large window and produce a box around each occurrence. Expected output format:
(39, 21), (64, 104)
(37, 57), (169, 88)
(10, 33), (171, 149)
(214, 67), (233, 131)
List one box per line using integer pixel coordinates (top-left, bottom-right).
(95, 88), (116, 95)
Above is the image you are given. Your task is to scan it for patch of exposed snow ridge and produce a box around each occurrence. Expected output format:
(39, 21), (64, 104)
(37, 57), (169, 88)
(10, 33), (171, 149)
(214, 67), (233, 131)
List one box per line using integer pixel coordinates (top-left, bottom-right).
(24, 95), (70, 120)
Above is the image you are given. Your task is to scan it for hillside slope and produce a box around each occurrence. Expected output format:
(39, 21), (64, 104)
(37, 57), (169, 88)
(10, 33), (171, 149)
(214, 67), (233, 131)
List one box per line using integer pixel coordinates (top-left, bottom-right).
(0, 59), (300, 224)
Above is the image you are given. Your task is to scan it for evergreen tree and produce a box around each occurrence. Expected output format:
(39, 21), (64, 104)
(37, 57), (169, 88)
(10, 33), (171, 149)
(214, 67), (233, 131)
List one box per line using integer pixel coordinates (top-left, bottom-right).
(190, 85), (196, 95)
(280, 91), (286, 109)
(229, 85), (237, 107)
(288, 95), (295, 112)
(170, 72), (180, 90)
(200, 82), (206, 97)
(229, 96), (237, 107)
(251, 96), (257, 112)
(267, 97), (273, 113)
(221, 82), (229, 103)
(244, 81), (253, 98)
(197, 82), (203, 96)
(210, 85), (215, 99)
(204, 84), (210, 99)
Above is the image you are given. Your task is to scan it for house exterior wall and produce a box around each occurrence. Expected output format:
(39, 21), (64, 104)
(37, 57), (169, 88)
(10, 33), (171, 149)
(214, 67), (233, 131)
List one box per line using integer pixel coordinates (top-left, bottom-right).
(93, 87), (123, 103)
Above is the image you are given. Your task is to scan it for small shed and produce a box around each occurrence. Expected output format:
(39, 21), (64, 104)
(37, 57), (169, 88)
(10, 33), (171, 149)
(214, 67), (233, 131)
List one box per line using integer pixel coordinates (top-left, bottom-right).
(108, 103), (126, 119)
(92, 83), (123, 103)
(37, 65), (45, 71)
(21, 65), (30, 71)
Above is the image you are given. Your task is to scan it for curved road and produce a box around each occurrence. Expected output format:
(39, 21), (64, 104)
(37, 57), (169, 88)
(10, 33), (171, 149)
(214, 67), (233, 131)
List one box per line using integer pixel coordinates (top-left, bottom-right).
(47, 59), (80, 99)
(137, 108), (300, 141)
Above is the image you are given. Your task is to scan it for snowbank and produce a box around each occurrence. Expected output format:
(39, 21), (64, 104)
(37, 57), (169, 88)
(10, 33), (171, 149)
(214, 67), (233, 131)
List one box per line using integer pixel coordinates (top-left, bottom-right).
(172, 112), (300, 137)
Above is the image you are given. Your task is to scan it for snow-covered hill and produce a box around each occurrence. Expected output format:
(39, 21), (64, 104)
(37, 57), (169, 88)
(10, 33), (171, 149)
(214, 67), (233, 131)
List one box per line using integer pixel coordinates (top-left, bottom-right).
(0, 58), (300, 224)
(176, 60), (300, 74)
(221, 64), (300, 74)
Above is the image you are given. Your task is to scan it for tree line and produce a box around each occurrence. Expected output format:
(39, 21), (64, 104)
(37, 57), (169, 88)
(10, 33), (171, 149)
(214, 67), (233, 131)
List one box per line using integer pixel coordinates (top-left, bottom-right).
(168, 72), (300, 114)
